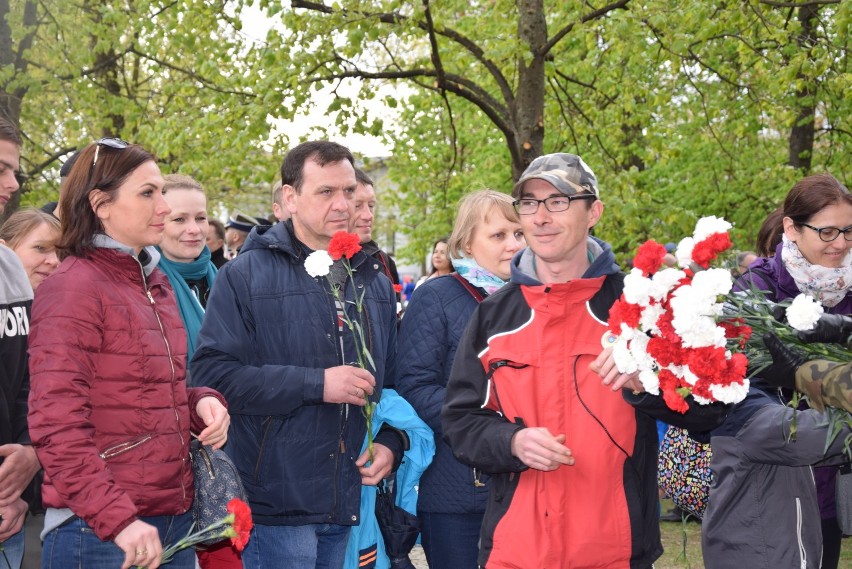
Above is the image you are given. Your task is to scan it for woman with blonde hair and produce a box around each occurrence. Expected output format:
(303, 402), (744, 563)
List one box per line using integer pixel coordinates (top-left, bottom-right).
(0, 208), (60, 291)
(27, 138), (230, 569)
(395, 189), (524, 568)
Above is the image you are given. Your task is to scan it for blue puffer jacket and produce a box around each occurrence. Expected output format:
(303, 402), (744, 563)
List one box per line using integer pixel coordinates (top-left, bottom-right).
(395, 274), (490, 514)
(191, 221), (398, 526)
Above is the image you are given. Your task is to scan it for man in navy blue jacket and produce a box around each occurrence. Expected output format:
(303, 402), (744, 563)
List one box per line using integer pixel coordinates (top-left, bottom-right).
(192, 141), (403, 569)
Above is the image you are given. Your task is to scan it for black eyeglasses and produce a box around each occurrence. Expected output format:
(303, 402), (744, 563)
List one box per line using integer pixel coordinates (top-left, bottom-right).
(92, 137), (129, 168)
(800, 223), (852, 243)
(513, 194), (596, 215)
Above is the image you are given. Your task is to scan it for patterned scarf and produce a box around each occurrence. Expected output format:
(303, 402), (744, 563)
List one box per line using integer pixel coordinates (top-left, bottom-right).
(451, 256), (509, 296)
(781, 235), (852, 308)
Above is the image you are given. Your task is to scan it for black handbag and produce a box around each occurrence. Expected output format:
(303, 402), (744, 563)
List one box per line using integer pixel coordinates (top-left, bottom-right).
(190, 440), (248, 544)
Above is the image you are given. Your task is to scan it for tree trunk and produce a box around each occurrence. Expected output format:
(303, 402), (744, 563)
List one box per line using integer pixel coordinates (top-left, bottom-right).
(787, 4), (818, 172)
(512, 0), (547, 180)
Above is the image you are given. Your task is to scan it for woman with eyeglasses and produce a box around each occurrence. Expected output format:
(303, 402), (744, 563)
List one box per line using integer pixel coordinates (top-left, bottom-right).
(396, 190), (524, 568)
(27, 138), (230, 569)
(735, 172), (851, 569)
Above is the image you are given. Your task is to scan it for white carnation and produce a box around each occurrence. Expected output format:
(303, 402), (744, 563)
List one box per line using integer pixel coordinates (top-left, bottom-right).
(638, 369), (660, 395)
(304, 250), (333, 278)
(612, 336), (638, 374)
(676, 237), (695, 268)
(628, 332), (655, 371)
(709, 379), (750, 405)
(640, 303), (665, 335)
(693, 216), (733, 242)
(623, 269), (654, 306)
(649, 268), (686, 302)
(691, 268), (733, 299)
(786, 294), (824, 331)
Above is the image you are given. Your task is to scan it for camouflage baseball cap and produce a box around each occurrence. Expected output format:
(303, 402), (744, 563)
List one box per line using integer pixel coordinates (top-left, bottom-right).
(512, 153), (599, 199)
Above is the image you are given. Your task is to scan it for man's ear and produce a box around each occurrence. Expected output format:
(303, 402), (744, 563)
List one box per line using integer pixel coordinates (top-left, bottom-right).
(283, 184), (297, 215)
(587, 199), (604, 229)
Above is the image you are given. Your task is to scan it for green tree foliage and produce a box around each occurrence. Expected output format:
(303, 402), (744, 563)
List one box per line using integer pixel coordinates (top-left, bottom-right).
(262, 0), (849, 262)
(1, 0), (282, 220)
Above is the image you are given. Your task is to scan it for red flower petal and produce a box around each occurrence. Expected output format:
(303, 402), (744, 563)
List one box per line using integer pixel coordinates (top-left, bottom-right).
(633, 240), (667, 277)
(227, 498), (253, 551)
(328, 231), (362, 260)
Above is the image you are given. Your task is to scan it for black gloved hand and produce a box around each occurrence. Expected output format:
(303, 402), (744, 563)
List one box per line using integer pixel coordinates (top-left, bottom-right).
(762, 332), (807, 390)
(798, 313), (852, 345)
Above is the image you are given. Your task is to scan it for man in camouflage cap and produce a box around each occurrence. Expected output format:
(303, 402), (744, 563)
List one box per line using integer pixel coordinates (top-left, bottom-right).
(442, 152), (678, 568)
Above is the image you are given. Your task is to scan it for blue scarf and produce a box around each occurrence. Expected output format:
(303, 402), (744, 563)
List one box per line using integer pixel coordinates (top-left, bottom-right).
(156, 246), (217, 358)
(451, 256), (509, 295)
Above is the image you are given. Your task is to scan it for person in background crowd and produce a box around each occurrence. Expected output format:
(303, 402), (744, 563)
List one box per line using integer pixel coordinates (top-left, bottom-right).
(756, 208), (785, 257)
(28, 138), (230, 569)
(353, 169), (401, 305)
(416, 239), (451, 288)
(192, 141), (405, 569)
(0, 117), (40, 569)
(224, 211), (260, 259)
(733, 250), (758, 277)
(0, 208), (60, 291)
(157, 174), (218, 362)
(396, 189), (524, 568)
(207, 218), (228, 269)
(736, 173), (851, 569)
(157, 174), (237, 568)
(271, 180), (291, 222)
(441, 153), (725, 569)
(40, 151), (80, 218)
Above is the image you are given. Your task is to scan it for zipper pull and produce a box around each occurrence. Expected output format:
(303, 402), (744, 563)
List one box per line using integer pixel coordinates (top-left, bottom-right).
(147, 290), (155, 304)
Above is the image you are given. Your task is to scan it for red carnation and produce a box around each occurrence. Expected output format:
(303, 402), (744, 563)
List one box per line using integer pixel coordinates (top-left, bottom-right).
(659, 369), (689, 414)
(328, 231), (362, 260)
(608, 298), (643, 333)
(393, 284), (403, 293)
(227, 498), (253, 552)
(720, 318), (752, 349)
(691, 233), (733, 269)
(633, 240), (667, 277)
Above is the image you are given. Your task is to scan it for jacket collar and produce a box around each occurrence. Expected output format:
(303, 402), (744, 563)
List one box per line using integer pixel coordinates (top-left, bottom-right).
(92, 234), (160, 277)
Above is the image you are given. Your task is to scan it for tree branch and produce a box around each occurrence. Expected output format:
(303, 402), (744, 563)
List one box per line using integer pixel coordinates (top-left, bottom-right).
(542, 0), (630, 57)
(758, 0), (839, 7)
(290, 0), (516, 109)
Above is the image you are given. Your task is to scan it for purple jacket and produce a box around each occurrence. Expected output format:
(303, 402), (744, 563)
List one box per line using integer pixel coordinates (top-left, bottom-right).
(735, 242), (852, 519)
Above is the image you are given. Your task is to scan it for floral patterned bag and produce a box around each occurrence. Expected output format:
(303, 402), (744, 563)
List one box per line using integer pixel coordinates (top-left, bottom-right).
(190, 440), (249, 544)
(657, 426), (712, 519)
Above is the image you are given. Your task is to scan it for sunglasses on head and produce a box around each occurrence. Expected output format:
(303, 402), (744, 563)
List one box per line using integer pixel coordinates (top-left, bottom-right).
(92, 137), (129, 168)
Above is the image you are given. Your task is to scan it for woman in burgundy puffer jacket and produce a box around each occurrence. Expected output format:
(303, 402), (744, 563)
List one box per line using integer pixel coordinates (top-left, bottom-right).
(28, 139), (230, 569)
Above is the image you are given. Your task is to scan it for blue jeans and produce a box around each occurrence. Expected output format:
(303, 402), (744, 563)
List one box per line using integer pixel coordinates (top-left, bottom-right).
(42, 512), (194, 569)
(241, 523), (351, 569)
(0, 527), (25, 569)
(419, 511), (483, 569)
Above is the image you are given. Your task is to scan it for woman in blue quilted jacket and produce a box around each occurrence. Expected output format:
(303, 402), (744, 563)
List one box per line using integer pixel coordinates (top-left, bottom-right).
(395, 189), (524, 568)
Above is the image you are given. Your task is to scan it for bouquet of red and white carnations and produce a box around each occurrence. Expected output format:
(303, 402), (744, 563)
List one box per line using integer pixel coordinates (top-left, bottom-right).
(608, 216), (849, 414)
(607, 216), (750, 413)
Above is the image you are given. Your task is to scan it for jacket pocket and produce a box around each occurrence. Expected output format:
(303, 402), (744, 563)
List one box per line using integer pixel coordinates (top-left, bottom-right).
(253, 416), (275, 484)
(99, 434), (153, 459)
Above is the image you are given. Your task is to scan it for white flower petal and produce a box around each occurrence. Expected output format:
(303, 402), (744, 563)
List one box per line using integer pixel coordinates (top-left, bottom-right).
(305, 250), (333, 278)
(694, 216), (733, 242)
(786, 294), (825, 331)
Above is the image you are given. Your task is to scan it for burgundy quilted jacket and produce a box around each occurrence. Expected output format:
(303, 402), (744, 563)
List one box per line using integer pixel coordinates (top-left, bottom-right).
(28, 247), (224, 541)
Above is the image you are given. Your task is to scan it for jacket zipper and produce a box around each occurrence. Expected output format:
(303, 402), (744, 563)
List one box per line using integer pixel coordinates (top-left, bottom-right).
(795, 497), (806, 569)
(137, 259), (186, 505)
(99, 434), (153, 459)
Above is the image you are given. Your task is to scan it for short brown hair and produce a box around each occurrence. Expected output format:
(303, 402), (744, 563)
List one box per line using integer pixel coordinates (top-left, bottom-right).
(280, 141), (354, 194)
(56, 141), (157, 258)
(447, 189), (519, 260)
(0, 116), (21, 147)
(0, 208), (60, 249)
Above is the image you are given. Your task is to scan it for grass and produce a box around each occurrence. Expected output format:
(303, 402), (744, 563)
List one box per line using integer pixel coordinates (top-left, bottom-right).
(656, 500), (852, 569)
